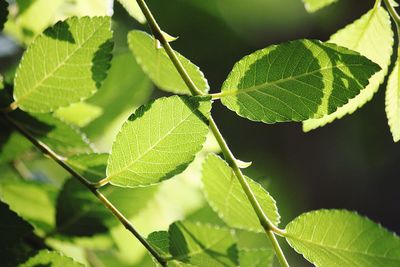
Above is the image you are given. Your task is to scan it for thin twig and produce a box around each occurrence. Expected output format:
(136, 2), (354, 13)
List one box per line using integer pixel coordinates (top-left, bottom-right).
(135, 0), (289, 266)
(1, 114), (167, 267)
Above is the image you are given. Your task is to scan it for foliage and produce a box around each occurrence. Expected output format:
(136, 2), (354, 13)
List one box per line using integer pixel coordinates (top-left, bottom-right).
(0, 0), (399, 267)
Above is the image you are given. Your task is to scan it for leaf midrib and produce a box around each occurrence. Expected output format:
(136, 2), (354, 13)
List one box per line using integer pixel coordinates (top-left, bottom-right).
(107, 104), (200, 181)
(220, 63), (369, 98)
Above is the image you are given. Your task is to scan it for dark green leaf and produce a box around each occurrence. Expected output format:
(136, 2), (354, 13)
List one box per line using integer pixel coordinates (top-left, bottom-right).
(220, 39), (380, 123)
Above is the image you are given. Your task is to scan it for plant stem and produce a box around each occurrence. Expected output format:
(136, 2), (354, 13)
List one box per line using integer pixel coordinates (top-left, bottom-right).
(383, 0), (400, 24)
(136, 0), (289, 266)
(136, 0), (204, 97)
(0, 101), (18, 113)
(1, 114), (167, 267)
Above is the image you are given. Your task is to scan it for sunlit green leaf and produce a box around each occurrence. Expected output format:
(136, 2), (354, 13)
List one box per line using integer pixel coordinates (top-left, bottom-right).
(83, 51), (153, 151)
(303, 7), (393, 131)
(20, 250), (84, 267)
(107, 96), (211, 187)
(117, 0), (146, 23)
(54, 102), (103, 128)
(14, 16), (113, 113)
(386, 60), (400, 142)
(168, 221), (238, 266)
(285, 210), (400, 266)
(128, 30), (209, 94)
(4, 0), (64, 43)
(220, 39), (379, 123)
(202, 154), (280, 232)
(302, 0), (337, 13)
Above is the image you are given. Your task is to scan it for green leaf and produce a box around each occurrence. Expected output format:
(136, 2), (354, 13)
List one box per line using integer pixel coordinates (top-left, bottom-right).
(9, 111), (93, 156)
(83, 51), (153, 150)
(236, 230), (275, 267)
(201, 154), (280, 232)
(54, 102), (103, 128)
(128, 30), (209, 94)
(168, 221), (238, 266)
(285, 210), (400, 267)
(117, 0), (146, 23)
(4, 0), (64, 44)
(14, 16), (113, 113)
(303, 7), (394, 131)
(302, 0), (338, 13)
(20, 250), (84, 267)
(0, 126), (32, 164)
(386, 60), (400, 142)
(66, 153), (108, 182)
(147, 231), (171, 257)
(107, 96), (211, 187)
(220, 39), (380, 124)
(0, 180), (58, 235)
(0, 0), (8, 31)
(0, 201), (33, 246)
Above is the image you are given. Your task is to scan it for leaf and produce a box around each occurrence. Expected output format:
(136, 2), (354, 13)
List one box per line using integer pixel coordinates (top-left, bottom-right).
(147, 231), (171, 257)
(66, 153), (108, 182)
(60, 0), (113, 17)
(0, 201), (36, 267)
(117, 0), (146, 23)
(285, 209), (400, 267)
(302, 0), (338, 13)
(83, 51), (153, 150)
(13, 16), (113, 113)
(386, 60), (400, 142)
(4, 0), (64, 44)
(202, 154), (280, 232)
(20, 250), (84, 267)
(303, 7), (394, 131)
(9, 111), (93, 156)
(128, 30), (209, 94)
(0, 201), (33, 246)
(168, 221), (238, 266)
(56, 154), (157, 236)
(107, 95), (211, 188)
(220, 39), (380, 124)
(236, 230), (275, 267)
(0, 125), (32, 164)
(0, 0), (8, 31)
(54, 102), (103, 128)
(0, 180), (58, 235)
